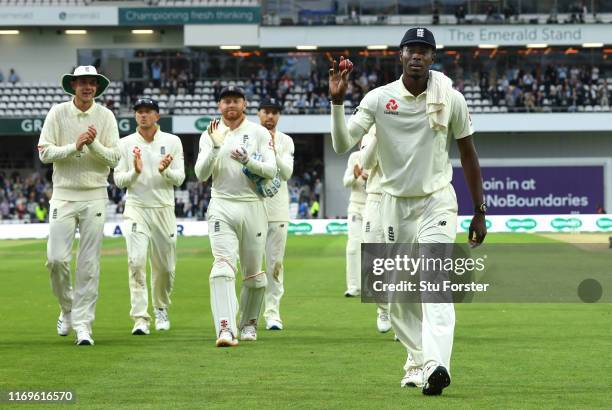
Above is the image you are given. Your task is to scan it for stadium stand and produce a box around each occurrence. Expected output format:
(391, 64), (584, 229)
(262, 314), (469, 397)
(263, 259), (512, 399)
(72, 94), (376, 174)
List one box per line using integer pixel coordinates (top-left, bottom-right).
(1, 62), (610, 118)
(1, 165), (323, 222)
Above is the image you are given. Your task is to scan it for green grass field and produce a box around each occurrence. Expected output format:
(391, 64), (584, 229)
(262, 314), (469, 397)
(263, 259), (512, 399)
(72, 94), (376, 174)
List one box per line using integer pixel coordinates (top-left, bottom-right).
(1, 233), (610, 409)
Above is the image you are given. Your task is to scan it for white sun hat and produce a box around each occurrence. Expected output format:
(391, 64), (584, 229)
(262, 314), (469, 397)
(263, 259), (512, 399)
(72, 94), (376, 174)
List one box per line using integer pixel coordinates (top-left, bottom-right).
(61, 65), (110, 98)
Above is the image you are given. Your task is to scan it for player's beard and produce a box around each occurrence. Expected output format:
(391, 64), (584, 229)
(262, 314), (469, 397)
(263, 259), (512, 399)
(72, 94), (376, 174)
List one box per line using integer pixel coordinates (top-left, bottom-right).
(224, 109), (242, 121)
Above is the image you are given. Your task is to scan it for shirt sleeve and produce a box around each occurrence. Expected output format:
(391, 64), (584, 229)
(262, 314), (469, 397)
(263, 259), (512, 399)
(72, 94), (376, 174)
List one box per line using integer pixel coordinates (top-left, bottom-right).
(113, 140), (139, 189)
(194, 132), (219, 182)
(243, 127), (277, 179)
(87, 111), (121, 167)
(343, 153), (358, 188)
(160, 136), (186, 187)
(350, 89), (378, 132)
(360, 132), (378, 170)
(37, 106), (78, 164)
(276, 134), (294, 181)
(330, 89), (377, 154)
(448, 89), (474, 140)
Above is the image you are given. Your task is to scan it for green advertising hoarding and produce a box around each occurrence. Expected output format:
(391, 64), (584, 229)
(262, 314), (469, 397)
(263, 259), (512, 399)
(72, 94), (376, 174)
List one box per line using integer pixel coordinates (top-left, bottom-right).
(119, 7), (260, 25)
(0, 117), (172, 136)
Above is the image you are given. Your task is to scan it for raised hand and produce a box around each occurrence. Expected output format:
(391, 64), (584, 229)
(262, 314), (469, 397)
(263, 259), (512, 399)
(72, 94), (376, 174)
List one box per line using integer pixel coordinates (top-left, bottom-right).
(207, 118), (228, 148)
(329, 56), (351, 105)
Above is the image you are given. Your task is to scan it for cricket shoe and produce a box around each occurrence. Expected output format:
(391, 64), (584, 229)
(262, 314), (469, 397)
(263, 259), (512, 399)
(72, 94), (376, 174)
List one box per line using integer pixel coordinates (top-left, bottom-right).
(376, 311), (392, 333)
(132, 319), (150, 335)
(401, 367), (424, 388)
(240, 325), (257, 341)
(75, 329), (94, 346)
(154, 308), (170, 331)
(344, 289), (360, 297)
(216, 329), (239, 347)
(266, 319), (283, 330)
(422, 365), (451, 396)
(57, 311), (72, 336)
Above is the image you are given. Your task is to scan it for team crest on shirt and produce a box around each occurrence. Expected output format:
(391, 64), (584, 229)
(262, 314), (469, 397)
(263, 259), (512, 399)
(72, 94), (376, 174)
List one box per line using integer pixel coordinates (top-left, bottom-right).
(384, 98), (399, 115)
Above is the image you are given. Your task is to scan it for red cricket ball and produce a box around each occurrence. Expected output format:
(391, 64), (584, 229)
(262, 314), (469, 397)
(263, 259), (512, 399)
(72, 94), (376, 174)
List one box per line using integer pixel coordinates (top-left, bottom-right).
(339, 59), (353, 73)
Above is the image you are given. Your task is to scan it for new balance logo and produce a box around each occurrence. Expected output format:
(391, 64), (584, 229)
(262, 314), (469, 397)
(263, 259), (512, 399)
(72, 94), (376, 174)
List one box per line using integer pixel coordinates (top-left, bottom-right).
(96, 213), (102, 217)
(438, 220), (447, 226)
(256, 232), (262, 237)
(214, 221), (220, 233)
(280, 224), (285, 228)
(388, 227), (395, 242)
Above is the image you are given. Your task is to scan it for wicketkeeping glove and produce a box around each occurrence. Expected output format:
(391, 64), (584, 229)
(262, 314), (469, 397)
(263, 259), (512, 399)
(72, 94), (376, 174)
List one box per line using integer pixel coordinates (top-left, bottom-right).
(232, 146), (250, 165)
(207, 118), (228, 147)
(242, 152), (281, 198)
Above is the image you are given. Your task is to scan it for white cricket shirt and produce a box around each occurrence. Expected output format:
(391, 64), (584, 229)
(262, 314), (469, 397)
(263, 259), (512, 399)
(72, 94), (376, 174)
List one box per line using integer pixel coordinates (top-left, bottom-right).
(114, 127), (185, 208)
(195, 117), (276, 201)
(343, 151), (367, 214)
(264, 130), (295, 222)
(350, 75), (474, 197)
(359, 127), (382, 197)
(38, 100), (120, 201)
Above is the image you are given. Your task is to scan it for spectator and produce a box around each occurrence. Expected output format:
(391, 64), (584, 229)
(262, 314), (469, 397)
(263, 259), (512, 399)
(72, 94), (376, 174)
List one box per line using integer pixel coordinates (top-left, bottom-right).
(455, 5), (466, 24)
(503, 4), (514, 22)
(298, 201), (309, 219)
(432, 5), (440, 25)
(0, 197), (9, 220)
(8, 68), (19, 84)
(150, 59), (162, 88)
(310, 196), (320, 218)
(35, 200), (48, 223)
(0, 69), (4, 83)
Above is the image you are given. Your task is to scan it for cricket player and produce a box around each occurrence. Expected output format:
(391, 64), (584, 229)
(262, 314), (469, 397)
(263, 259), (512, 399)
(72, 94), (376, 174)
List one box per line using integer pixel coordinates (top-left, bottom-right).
(195, 86), (277, 347)
(114, 98), (185, 336)
(329, 28), (487, 395)
(360, 126), (392, 334)
(342, 147), (367, 297)
(38, 66), (120, 346)
(257, 98), (295, 331)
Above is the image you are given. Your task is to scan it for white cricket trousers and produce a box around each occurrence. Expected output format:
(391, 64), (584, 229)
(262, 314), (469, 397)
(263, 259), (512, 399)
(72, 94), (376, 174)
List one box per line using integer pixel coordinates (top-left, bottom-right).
(46, 198), (106, 333)
(123, 205), (177, 322)
(207, 197), (267, 338)
(362, 194), (388, 315)
(381, 184), (458, 375)
(263, 221), (288, 323)
(346, 210), (363, 294)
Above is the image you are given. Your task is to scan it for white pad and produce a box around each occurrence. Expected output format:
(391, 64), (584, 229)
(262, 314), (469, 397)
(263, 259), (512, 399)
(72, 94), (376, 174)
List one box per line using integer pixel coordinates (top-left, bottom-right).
(238, 272), (267, 329)
(210, 260), (238, 337)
